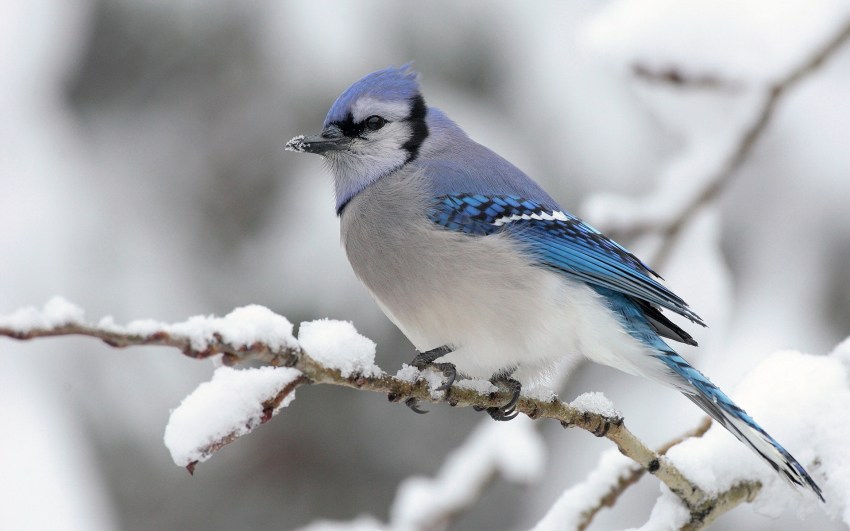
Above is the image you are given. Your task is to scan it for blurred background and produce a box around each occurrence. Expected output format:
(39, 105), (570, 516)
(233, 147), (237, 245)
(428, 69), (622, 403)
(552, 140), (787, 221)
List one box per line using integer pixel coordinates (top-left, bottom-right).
(2, 0), (849, 529)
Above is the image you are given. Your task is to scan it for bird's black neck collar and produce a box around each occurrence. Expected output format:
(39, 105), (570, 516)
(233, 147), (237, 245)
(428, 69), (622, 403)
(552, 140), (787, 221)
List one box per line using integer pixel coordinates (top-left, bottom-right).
(401, 94), (429, 163)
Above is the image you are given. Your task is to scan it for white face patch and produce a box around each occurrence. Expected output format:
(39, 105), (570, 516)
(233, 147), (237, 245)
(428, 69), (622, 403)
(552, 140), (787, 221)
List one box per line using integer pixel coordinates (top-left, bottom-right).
(350, 97), (411, 123)
(346, 121), (410, 167)
(325, 120), (413, 201)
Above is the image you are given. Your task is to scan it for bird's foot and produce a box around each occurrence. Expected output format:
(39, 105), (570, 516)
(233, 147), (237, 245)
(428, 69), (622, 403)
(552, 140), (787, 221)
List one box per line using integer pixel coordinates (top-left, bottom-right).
(430, 362), (457, 392)
(405, 346), (455, 415)
(411, 345), (453, 369)
(411, 345), (456, 392)
(477, 376), (522, 421)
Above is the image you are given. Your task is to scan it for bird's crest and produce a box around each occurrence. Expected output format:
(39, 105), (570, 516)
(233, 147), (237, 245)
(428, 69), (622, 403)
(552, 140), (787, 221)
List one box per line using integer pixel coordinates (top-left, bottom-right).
(324, 64), (420, 126)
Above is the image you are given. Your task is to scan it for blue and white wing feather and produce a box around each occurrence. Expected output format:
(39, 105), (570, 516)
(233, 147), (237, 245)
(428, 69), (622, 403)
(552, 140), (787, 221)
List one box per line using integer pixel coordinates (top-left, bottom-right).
(429, 193), (705, 327)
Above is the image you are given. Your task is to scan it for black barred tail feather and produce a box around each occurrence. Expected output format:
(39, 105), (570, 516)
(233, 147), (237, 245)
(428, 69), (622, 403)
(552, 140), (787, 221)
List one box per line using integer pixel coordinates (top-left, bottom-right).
(657, 350), (824, 501)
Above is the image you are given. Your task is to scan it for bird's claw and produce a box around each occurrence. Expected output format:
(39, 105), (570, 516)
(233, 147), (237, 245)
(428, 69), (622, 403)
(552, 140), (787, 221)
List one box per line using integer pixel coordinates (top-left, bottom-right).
(486, 406), (519, 421)
(433, 362), (457, 392)
(482, 377), (522, 421)
(410, 346), (456, 397)
(405, 397), (428, 414)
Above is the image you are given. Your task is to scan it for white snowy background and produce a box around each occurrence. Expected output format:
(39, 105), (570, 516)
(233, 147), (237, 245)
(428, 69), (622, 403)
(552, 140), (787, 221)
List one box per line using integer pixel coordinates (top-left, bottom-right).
(2, 0), (849, 529)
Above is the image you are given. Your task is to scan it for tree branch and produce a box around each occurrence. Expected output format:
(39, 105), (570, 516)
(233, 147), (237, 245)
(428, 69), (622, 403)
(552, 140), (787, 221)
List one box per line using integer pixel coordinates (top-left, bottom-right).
(2, 318), (714, 519)
(0, 321), (300, 365)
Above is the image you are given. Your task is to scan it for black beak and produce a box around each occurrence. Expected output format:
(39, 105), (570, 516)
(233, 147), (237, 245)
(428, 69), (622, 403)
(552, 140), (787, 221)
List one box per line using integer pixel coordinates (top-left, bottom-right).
(285, 125), (351, 155)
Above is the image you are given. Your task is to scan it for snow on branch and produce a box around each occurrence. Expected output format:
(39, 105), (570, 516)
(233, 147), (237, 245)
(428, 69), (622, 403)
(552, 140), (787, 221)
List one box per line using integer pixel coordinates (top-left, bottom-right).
(3, 299), (847, 529)
(0, 297), (303, 365)
(164, 366), (306, 473)
(0, 298), (732, 521)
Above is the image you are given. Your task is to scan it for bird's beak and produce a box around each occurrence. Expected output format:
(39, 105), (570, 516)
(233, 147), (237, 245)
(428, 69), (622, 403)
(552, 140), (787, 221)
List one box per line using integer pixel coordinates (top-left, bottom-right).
(285, 125), (351, 155)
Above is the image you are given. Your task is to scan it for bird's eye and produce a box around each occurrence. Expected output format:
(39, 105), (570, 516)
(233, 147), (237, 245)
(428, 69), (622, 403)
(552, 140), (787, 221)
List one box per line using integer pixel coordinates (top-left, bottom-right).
(365, 115), (386, 131)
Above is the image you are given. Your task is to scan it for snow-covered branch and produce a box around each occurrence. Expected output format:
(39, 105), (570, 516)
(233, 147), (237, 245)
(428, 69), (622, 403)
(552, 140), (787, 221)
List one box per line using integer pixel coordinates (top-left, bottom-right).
(165, 366), (307, 473)
(0, 299), (722, 521)
(3, 299), (847, 529)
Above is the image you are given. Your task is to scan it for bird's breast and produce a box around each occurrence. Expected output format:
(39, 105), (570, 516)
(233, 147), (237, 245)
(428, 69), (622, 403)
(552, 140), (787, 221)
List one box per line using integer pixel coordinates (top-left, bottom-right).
(338, 170), (601, 379)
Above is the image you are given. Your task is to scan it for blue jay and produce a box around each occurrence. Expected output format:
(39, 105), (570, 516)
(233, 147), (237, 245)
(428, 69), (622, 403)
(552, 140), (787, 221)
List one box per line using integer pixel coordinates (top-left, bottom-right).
(286, 65), (822, 499)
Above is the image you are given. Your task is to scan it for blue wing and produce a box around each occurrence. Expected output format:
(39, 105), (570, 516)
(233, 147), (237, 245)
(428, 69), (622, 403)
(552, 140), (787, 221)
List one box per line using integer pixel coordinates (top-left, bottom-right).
(428, 194), (705, 330)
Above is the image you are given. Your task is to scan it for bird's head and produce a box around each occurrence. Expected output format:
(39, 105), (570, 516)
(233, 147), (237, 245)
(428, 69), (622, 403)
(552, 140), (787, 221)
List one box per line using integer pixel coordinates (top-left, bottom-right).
(286, 64), (429, 212)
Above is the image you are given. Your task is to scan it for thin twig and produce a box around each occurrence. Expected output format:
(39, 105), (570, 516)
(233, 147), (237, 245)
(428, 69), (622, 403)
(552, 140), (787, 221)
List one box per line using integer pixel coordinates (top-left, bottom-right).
(631, 64), (739, 91)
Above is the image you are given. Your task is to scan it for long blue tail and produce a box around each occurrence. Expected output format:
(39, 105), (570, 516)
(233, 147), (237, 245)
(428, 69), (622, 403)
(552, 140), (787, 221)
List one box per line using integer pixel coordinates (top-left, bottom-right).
(597, 287), (823, 500)
(657, 349), (823, 501)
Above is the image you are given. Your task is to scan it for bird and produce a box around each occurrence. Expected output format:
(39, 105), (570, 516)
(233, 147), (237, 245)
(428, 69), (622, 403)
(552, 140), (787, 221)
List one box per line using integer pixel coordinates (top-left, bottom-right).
(285, 64), (822, 500)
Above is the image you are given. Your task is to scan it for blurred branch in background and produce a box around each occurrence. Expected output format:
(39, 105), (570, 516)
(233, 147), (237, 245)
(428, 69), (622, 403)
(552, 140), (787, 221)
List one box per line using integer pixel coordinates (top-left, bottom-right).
(590, 17), (850, 269)
(385, 417), (545, 531)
